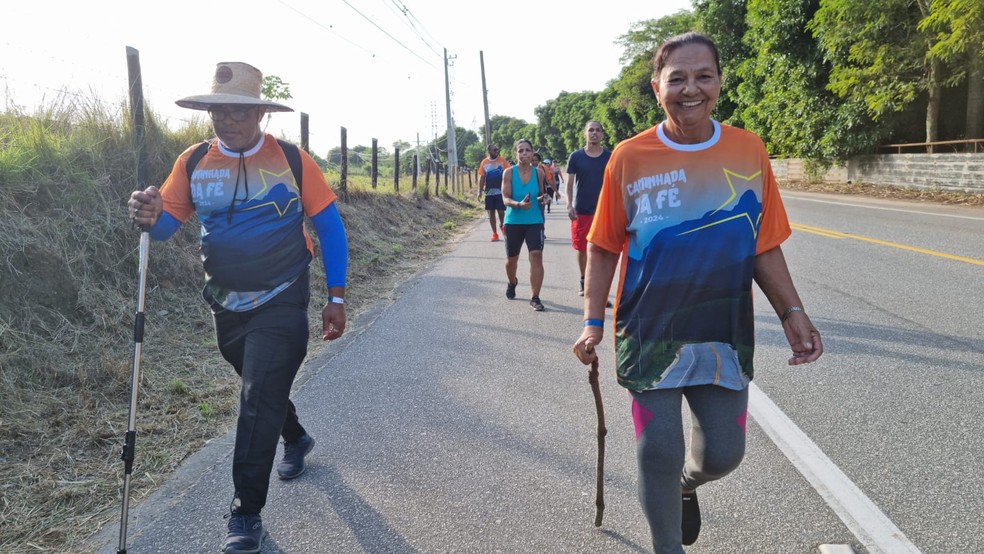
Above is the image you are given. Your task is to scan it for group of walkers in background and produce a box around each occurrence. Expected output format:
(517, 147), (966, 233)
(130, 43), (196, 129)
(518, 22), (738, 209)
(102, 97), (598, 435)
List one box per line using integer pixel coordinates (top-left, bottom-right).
(478, 120), (610, 314)
(123, 30), (823, 554)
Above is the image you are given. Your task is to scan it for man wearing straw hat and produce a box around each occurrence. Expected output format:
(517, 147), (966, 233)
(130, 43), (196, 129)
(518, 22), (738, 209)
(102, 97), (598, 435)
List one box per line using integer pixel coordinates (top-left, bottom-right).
(127, 61), (348, 554)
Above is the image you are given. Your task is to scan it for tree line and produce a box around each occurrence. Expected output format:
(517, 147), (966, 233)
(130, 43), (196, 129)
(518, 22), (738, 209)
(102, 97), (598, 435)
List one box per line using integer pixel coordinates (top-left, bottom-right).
(328, 0), (982, 172)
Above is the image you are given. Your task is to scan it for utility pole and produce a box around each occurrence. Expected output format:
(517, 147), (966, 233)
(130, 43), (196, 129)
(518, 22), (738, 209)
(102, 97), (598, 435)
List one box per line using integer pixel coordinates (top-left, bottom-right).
(444, 48), (458, 170)
(480, 50), (491, 146)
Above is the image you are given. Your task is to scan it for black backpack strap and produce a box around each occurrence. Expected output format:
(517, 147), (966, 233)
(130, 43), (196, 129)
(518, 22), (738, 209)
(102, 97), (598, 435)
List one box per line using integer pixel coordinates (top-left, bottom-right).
(185, 140), (213, 181)
(184, 138), (303, 192)
(276, 139), (304, 194)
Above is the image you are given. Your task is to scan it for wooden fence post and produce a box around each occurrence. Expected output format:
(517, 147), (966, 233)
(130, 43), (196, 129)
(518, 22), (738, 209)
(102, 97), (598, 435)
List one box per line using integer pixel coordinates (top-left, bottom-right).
(340, 127), (347, 196)
(425, 159), (432, 196)
(412, 154), (418, 193)
(371, 138), (378, 189)
(125, 47), (146, 189)
(394, 147), (400, 193)
(300, 113), (309, 152)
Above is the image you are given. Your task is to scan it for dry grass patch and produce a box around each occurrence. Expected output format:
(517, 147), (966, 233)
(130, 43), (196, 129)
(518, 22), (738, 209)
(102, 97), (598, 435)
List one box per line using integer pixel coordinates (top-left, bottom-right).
(779, 179), (984, 207)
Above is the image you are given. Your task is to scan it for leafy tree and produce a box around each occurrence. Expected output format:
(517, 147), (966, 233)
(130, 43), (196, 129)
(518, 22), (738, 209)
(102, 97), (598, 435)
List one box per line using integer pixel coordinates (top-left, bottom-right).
(488, 115), (530, 158)
(261, 75), (292, 131)
(590, 10), (702, 144)
(615, 10), (697, 64)
(261, 76), (292, 102)
(389, 140), (418, 175)
(736, 0), (873, 160)
(532, 100), (567, 161)
(349, 145), (372, 168)
(551, 91), (605, 154)
(809, 0), (945, 142)
(392, 140), (410, 152)
(464, 142), (487, 167)
(694, 0), (752, 125)
(310, 150), (328, 172)
(595, 84), (642, 147)
(432, 126), (480, 168)
(919, 0), (984, 138)
(325, 145), (380, 172)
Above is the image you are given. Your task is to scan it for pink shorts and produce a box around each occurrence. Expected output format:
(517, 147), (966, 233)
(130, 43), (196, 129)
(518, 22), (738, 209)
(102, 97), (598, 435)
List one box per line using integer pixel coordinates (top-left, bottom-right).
(570, 214), (594, 251)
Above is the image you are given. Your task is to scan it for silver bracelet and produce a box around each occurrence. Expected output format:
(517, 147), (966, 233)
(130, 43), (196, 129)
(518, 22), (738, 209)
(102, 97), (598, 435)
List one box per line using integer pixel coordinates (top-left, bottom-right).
(781, 306), (803, 322)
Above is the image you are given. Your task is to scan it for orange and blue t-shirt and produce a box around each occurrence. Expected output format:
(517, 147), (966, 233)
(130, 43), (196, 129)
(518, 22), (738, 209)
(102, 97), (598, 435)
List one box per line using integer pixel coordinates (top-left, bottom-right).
(478, 156), (510, 196)
(589, 121), (791, 391)
(542, 164), (556, 189)
(156, 134), (339, 309)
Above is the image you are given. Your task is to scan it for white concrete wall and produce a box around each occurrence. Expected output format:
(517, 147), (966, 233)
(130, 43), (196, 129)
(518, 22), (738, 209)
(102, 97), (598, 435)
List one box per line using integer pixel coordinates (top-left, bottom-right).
(770, 153), (984, 194)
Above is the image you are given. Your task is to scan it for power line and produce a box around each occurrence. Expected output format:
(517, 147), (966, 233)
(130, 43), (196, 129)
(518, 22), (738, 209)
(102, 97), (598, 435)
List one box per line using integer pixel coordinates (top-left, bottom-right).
(340, 0), (440, 71)
(385, 0), (443, 59)
(276, 0), (378, 58)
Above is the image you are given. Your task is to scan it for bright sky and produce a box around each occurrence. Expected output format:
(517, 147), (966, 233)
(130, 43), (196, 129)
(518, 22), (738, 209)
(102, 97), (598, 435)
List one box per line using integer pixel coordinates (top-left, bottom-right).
(2, 0), (691, 156)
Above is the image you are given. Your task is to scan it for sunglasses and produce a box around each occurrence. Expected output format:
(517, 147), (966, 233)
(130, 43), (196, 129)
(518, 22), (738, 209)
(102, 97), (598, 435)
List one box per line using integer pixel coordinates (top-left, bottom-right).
(207, 107), (255, 122)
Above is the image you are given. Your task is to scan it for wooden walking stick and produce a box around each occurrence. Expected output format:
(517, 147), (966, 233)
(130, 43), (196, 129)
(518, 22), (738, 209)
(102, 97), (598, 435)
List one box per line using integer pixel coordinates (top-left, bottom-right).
(588, 357), (607, 527)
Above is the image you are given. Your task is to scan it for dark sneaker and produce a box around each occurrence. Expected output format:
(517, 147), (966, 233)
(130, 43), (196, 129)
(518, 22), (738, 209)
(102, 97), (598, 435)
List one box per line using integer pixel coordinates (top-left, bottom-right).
(530, 296), (545, 311)
(223, 513), (264, 554)
(578, 278), (585, 297)
(681, 491), (701, 546)
(506, 280), (518, 300)
(277, 433), (315, 480)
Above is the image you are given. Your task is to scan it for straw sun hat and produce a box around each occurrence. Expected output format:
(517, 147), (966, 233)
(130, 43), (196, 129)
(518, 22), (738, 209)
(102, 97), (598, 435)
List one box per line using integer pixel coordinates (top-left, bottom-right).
(175, 62), (293, 112)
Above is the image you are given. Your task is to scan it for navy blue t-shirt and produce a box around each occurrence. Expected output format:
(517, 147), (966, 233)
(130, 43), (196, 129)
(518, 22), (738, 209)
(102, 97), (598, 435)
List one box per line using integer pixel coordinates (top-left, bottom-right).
(567, 148), (612, 215)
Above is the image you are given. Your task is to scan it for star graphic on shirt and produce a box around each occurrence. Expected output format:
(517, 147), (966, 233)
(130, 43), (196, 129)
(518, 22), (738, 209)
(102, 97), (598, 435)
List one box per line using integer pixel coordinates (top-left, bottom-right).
(678, 168), (763, 238)
(241, 168), (300, 217)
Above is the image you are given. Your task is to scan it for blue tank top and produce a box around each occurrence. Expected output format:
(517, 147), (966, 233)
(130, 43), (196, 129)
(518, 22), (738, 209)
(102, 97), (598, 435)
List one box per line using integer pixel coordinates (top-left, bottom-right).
(504, 165), (544, 225)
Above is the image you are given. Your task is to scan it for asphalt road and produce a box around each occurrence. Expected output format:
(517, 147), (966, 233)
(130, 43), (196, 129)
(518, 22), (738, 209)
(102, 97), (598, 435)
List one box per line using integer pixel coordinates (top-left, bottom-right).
(89, 192), (984, 553)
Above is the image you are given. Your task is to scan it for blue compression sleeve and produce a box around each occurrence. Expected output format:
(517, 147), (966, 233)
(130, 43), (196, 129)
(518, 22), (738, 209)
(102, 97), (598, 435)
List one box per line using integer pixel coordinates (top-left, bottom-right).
(149, 211), (181, 241)
(310, 202), (348, 288)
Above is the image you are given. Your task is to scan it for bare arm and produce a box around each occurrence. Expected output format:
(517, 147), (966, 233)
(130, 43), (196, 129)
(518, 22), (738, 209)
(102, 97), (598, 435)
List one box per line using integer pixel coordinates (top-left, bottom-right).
(501, 167), (514, 208)
(754, 245), (823, 365)
(566, 172), (576, 220)
(573, 243), (620, 364)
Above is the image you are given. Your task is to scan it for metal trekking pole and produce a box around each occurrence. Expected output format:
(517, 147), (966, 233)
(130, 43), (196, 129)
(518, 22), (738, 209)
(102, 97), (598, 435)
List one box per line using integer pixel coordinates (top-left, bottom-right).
(118, 45), (149, 554)
(587, 357), (607, 527)
(117, 226), (150, 553)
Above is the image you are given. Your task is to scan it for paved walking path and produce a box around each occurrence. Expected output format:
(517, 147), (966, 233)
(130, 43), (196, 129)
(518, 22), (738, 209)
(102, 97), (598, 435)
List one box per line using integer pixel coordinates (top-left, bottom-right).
(89, 200), (858, 553)
(90, 205), (662, 553)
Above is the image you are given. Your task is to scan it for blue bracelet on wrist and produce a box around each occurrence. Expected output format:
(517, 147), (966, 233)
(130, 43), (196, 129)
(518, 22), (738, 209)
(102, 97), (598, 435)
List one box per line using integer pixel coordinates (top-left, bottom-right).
(584, 318), (604, 328)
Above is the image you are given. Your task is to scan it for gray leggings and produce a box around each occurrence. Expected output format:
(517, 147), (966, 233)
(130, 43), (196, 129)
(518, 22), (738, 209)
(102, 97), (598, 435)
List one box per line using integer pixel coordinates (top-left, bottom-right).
(630, 385), (749, 553)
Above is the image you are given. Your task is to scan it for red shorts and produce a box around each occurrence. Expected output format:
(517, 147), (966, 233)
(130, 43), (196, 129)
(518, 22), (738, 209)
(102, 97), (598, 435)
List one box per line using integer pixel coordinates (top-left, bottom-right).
(570, 214), (594, 251)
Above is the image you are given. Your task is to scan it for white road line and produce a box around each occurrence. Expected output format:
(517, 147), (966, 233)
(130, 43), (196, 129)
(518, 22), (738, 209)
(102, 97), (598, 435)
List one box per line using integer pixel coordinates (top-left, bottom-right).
(747, 383), (923, 554)
(819, 546), (858, 554)
(784, 195), (984, 221)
